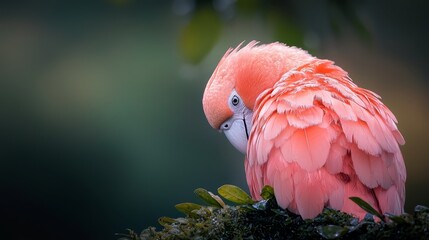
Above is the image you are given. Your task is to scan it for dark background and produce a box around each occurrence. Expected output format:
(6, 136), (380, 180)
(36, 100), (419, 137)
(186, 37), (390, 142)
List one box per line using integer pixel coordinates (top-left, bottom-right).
(1, 0), (428, 239)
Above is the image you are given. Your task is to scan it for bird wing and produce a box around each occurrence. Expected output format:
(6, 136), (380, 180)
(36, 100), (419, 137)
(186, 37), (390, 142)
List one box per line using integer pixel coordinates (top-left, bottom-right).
(246, 60), (406, 219)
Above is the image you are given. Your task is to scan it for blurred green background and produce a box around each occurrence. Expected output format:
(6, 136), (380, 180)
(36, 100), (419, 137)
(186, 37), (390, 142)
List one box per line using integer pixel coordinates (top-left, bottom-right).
(1, 0), (428, 239)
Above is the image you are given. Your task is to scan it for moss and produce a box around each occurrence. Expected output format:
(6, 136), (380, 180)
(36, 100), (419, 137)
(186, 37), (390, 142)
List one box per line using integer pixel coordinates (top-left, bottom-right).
(118, 185), (429, 240)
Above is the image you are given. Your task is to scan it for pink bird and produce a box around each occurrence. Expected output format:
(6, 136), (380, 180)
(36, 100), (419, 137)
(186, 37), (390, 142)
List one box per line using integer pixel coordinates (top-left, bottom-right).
(202, 41), (406, 219)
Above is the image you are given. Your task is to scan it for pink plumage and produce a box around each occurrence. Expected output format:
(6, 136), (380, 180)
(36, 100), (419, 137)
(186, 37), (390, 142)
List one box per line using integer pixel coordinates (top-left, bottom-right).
(202, 41), (406, 219)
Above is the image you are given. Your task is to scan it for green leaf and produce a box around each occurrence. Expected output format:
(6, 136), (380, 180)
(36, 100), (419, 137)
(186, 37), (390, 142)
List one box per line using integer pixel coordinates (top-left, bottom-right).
(260, 185), (275, 200)
(217, 184), (254, 205)
(349, 197), (385, 222)
(385, 213), (409, 224)
(175, 202), (202, 216)
(194, 188), (225, 208)
(316, 225), (348, 239)
(158, 217), (176, 227)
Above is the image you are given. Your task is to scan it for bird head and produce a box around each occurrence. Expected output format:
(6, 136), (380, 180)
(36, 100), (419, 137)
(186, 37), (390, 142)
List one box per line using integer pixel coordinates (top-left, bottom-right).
(202, 41), (314, 154)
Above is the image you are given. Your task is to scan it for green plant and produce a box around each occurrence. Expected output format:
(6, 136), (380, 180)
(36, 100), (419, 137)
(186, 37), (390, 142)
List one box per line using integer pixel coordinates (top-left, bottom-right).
(118, 184), (429, 240)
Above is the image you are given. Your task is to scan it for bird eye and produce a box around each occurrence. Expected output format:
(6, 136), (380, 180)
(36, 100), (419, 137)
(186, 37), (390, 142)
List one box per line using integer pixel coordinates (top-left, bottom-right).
(231, 95), (239, 106)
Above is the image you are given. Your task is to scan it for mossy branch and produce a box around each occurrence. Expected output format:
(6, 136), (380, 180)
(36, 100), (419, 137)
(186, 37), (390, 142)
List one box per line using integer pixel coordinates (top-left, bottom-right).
(118, 184), (429, 240)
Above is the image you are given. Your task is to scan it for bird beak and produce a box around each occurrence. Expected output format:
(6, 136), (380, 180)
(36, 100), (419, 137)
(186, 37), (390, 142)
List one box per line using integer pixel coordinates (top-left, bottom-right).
(221, 110), (253, 154)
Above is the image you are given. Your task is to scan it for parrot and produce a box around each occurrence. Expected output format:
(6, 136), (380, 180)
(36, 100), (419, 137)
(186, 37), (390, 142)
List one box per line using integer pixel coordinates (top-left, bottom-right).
(202, 41), (406, 219)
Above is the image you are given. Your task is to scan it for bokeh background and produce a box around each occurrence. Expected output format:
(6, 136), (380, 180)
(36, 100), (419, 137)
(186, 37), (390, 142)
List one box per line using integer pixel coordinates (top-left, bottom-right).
(1, 0), (428, 239)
